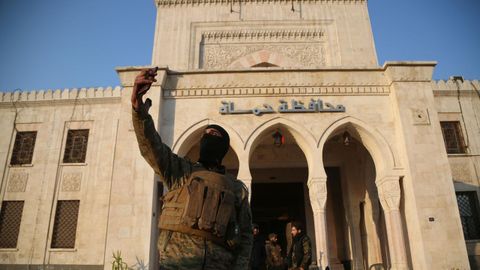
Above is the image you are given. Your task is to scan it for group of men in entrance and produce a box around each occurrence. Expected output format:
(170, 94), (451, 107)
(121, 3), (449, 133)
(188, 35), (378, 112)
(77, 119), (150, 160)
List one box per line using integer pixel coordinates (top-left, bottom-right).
(131, 67), (312, 270)
(251, 223), (313, 270)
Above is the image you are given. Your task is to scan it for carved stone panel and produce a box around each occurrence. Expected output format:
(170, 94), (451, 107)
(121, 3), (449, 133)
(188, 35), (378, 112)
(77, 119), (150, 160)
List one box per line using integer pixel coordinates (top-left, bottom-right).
(7, 172), (28, 193)
(377, 177), (401, 212)
(62, 173), (82, 192)
(411, 108), (430, 125)
(203, 43), (326, 69)
(308, 178), (328, 212)
(190, 21), (340, 69)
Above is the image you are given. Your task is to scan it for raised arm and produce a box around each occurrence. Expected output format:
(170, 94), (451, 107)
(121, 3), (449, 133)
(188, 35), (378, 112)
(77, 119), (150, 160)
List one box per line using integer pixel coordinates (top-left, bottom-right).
(131, 68), (192, 189)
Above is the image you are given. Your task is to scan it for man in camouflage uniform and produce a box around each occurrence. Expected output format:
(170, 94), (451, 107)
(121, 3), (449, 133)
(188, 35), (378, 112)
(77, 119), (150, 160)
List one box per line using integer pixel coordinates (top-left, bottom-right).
(286, 221), (312, 270)
(131, 67), (253, 270)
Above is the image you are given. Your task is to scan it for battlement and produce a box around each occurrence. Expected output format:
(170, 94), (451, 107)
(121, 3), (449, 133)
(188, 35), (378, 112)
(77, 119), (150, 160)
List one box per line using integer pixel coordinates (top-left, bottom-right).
(0, 86), (122, 104)
(431, 79), (480, 91)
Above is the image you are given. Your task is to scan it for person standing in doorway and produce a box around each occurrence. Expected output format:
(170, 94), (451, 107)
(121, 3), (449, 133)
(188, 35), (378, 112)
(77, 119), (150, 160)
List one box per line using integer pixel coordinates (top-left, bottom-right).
(250, 224), (266, 270)
(265, 233), (286, 270)
(286, 221), (312, 270)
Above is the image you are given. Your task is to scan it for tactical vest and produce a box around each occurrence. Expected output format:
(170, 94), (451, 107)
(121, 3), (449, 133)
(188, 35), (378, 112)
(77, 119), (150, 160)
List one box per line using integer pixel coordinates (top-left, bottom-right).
(158, 170), (239, 248)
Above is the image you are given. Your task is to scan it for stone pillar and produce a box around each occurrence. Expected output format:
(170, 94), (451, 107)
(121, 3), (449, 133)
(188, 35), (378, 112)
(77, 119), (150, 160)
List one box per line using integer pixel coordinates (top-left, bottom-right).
(307, 177), (329, 269)
(364, 194), (384, 267)
(376, 176), (409, 270)
(237, 153), (252, 201)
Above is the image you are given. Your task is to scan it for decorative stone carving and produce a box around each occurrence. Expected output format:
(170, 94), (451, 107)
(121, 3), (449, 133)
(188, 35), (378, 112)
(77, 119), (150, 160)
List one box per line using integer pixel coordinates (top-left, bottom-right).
(377, 177), (401, 211)
(7, 172), (28, 192)
(308, 178), (327, 212)
(62, 173), (82, 192)
(203, 43), (326, 69)
(163, 85), (390, 98)
(202, 29), (325, 44)
(411, 108), (430, 125)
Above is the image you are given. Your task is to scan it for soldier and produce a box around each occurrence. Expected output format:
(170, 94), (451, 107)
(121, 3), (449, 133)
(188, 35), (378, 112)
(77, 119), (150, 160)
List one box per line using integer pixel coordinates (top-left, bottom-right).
(131, 67), (253, 270)
(265, 233), (286, 270)
(286, 221), (312, 270)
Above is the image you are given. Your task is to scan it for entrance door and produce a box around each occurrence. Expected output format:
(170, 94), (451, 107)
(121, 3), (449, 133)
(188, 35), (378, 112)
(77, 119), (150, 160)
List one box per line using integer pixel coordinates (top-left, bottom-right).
(251, 182), (306, 255)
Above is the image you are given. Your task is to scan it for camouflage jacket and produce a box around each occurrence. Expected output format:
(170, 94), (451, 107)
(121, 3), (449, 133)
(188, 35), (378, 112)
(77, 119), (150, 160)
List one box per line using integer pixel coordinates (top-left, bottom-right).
(132, 109), (253, 270)
(287, 233), (312, 269)
(265, 240), (284, 267)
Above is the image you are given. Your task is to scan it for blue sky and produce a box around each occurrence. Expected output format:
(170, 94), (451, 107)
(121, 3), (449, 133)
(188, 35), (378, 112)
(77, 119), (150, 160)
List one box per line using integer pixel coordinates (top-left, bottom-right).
(0, 0), (479, 91)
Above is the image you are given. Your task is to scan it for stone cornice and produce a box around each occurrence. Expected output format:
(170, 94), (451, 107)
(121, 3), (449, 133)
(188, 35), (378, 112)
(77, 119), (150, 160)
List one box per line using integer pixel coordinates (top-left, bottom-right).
(156, 0), (365, 7)
(202, 29), (325, 43)
(163, 85), (390, 98)
(0, 87), (122, 107)
(154, 62), (434, 76)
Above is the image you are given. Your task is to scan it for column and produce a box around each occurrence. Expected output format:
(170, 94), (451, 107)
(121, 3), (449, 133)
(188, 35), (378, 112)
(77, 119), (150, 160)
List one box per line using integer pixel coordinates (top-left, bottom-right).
(376, 176), (409, 270)
(236, 154), (252, 201)
(307, 177), (329, 269)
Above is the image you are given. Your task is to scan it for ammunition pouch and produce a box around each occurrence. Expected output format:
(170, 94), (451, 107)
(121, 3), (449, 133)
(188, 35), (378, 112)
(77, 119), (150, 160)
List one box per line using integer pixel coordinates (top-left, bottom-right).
(158, 170), (239, 249)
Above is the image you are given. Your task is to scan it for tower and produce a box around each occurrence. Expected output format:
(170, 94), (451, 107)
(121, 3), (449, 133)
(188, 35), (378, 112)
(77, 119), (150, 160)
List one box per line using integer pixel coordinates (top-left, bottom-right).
(151, 0), (377, 70)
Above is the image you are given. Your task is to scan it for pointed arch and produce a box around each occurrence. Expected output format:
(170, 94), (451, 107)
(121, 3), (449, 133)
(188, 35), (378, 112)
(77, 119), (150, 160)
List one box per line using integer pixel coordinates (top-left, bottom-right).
(245, 116), (317, 171)
(227, 49), (302, 69)
(317, 116), (399, 179)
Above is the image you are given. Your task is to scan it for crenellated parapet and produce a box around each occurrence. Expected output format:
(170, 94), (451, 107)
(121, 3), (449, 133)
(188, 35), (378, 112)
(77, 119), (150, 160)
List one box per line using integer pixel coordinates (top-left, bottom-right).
(432, 79), (480, 97)
(155, 0), (365, 7)
(0, 86), (123, 106)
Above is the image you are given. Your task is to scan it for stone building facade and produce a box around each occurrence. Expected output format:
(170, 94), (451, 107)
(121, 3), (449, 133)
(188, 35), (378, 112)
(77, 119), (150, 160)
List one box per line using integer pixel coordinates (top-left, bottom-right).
(0, 0), (479, 269)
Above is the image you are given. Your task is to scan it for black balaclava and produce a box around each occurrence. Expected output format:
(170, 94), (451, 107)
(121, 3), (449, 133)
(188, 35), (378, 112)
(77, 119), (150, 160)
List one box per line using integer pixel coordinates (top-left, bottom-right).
(199, 124), (230, 169)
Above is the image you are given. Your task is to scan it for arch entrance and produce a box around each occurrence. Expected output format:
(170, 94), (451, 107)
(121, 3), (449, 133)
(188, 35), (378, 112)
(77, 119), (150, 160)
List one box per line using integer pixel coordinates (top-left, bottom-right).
(248, 124), (314, 264)
(322, 125), (390, 270)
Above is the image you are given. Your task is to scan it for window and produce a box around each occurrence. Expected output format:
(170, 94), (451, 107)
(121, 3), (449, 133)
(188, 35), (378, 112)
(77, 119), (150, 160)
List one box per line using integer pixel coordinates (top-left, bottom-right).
(10, 131), (37, 165)
(456, 192), (480, 240)
(0, 201), (25, 248)
(51, 200), (80, 248)
(63, 129), (89, 163)
(440, 121), (466, 154)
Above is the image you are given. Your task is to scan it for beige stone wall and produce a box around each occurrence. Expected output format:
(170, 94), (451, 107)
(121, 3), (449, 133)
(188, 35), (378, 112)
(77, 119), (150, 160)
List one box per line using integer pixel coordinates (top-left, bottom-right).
(0, 64), (476, 269)
(433, 79), (480, 264)
(152, 0), (377, 69)
(117, 63), (471, 269)
(0, 87), (155, 268)
(0, 0), (477, 268)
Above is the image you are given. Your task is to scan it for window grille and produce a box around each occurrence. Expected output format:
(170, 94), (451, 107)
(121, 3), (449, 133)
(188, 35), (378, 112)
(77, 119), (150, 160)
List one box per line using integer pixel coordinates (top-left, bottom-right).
(63, 129), (89, 163)
(440, 121), (466, 154)
(456, 192), (480, 240)
(10, 131), (37, 165)
(0, 201), (24, 248)
(51, 200), (80, 248)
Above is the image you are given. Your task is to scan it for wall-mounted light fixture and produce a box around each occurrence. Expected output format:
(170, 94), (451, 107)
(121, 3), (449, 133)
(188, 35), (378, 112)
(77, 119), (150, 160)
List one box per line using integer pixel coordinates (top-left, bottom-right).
(343, 131), (351, 146)
(272, 131), (285, 147)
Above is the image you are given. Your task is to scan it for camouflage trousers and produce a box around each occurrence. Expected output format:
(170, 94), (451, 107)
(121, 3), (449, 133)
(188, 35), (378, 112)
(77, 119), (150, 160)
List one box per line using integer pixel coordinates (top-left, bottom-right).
(158, 230), (234, 270)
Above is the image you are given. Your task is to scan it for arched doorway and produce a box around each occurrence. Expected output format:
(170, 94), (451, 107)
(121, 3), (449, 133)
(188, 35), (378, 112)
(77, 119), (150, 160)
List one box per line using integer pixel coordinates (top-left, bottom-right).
(248, 124), (314, 261)
(322, 126), (389, 270)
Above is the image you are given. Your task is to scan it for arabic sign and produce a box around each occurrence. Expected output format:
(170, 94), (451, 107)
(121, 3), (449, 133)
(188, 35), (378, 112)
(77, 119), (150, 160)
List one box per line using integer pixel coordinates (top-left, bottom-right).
(220, 99), (345, 116)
